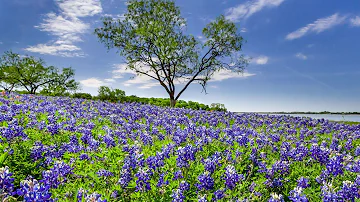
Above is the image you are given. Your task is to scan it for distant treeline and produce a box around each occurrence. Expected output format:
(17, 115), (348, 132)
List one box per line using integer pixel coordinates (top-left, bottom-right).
(7, 86), (227, 112)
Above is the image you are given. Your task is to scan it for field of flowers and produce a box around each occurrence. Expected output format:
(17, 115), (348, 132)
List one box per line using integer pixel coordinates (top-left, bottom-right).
(1, 93), (360, 202)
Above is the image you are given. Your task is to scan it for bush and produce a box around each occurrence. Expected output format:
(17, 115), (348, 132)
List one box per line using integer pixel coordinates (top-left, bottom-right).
(72, 93), (92, 100)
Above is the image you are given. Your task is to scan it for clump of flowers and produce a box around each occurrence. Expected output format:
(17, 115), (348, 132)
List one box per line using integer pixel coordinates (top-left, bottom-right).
(16, 178), (53, 202)
(196, 171), (214, 191)
(268, 193), (284, 202)
(0, 166), (14, 196)
(223, 165), (244, 190)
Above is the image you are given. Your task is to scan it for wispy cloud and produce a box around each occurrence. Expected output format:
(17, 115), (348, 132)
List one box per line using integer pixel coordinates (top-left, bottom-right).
(253, 56), (269, 65)
(80, 77), (107, 88)
(286, 13), (347, 40)
(295, 53), (307, 60)
(225, 0), (285, 22)
(199, 16), (215, 23)
(240, 28), (248, 33)
(25, 0), (102, 57)
(196, 35), (207, 43)
(210, 69), (255, 81)
(350, 16), (360, 27)
(285, 66), (333, 90)
(307, 44), (315, 48)
(0, 42), (3, 45)
(112, 63), (139, 79)
(104, 78), (116, 83)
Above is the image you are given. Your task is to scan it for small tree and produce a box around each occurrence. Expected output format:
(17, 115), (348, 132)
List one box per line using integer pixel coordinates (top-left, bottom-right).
(97, 86), (126, 102)
(0, 51), (79, 94)
(95, 0), (248, 107)
(210, 103), (227, 112)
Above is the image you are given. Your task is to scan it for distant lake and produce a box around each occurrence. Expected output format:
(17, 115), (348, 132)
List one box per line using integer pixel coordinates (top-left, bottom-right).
(271, 114), (360, 122)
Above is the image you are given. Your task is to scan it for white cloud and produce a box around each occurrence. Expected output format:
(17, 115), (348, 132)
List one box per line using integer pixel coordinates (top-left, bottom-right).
(225, 0), (285, 22)
(138, 82), (159, 89)
(295, 53), (307, 60)
(350, 16), (360, 27)
(80, 78), (106, 88)
(197, 35), (207, 43)
(240, 28), (248, 33)
(35, 13), (90, 40)
(307, 44), (315, 48)
(25, 43), (85, 57)
(286, 13), (347, 40)
(0, 41), (2, 44)
(199, 17), (215, 23)
(58, 0), (102, 18)
(25, 0), (102, 57)
(104, 78), (116, 82)
(101, 13), (126, 21)
(111, 63), (160, 88)
(112, 63), (138, 78)
(253, 56), (269, 65)
(210, 69), (255, 81)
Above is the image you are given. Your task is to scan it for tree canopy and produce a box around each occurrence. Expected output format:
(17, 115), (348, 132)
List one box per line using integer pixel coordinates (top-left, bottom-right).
(0, 51), (79, 95)
(97, 86), (126, 102)
(95, 0), (248, 107)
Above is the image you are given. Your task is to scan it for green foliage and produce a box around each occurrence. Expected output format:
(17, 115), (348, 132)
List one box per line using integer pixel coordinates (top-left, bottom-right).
(72, 92), (93, 100)
(0, 51), (80, 95)
(97, 86), (126, 102)
(94, 0), (248, 107)
(210, 103), (227, 112)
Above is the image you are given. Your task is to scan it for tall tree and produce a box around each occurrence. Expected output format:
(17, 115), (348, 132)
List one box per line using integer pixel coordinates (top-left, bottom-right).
(95, 0), (248, 107)
(0, 51), (79, 94)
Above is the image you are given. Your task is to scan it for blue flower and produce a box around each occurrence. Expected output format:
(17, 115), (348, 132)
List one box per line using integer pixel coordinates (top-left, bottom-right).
(288, 187), (308, 202)
(179, 181), (190, 191)
(40, 161), (72, 188)
(16, 178), (53, 202)
(96, 169), (114, 177)
(223, 165), (244, 190)
(337, 180), (359, 201)
(135, 168), (152, 192)
(268, 193), (284, 202)
(171, 189), (185, 202)
(297, 177), (310, 188)
(213, 189), (225, 201)
(196, 171), (214, 191)
(176, 145), (197, 168)
(326, 156), (343, 176)
(156, 173), (169, 188)
(0, 166), (14, 196)
(173, 170), (184, 180)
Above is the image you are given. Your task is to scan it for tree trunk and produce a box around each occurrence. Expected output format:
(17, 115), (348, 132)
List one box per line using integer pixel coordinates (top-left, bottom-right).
(30, 88), (36, 94)
(170, 97), (176, 107)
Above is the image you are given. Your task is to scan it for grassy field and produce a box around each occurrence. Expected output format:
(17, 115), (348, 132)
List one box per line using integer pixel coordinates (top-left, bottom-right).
(1, 94), (360, 201)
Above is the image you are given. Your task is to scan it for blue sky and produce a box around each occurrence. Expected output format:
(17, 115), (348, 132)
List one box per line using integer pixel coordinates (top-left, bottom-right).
(1, 0), (360, 112)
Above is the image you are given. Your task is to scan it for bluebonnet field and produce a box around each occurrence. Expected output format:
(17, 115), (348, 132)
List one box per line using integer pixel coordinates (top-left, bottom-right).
(0, 92), (360, 202)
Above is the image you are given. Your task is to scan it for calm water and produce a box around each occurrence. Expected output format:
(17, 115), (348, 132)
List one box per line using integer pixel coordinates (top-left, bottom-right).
(271, 114), (360, 122)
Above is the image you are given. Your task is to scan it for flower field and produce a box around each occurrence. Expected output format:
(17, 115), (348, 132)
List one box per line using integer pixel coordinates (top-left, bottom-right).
(1, 94), (360, 202)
